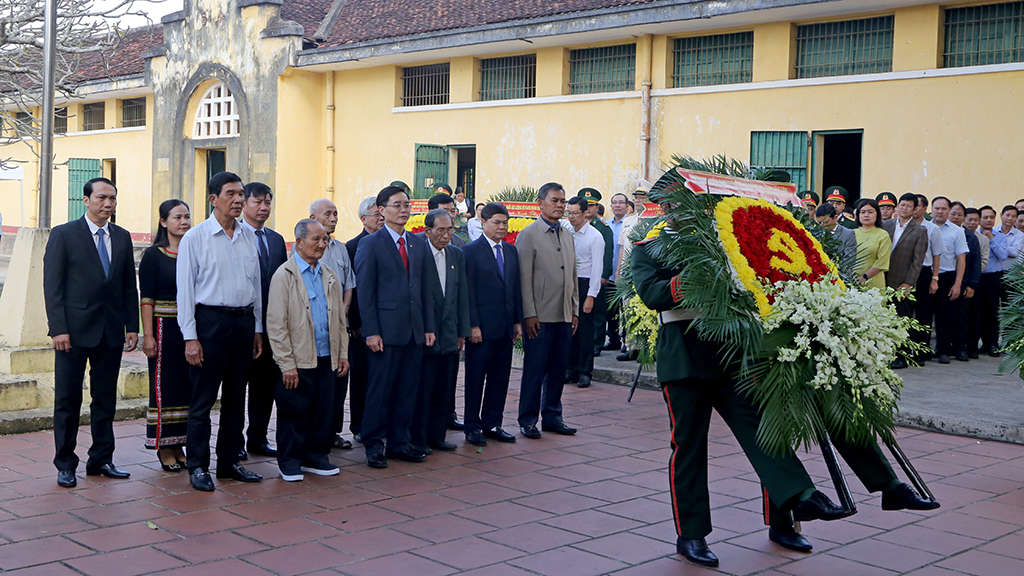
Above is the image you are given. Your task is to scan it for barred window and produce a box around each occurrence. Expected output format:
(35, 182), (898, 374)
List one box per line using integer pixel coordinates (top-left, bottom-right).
(193, 82), (239, 138)
(121, 97), (146, 127)
(795, 16), (894, 78)
(55, 107), (67, 134)
(82, 102), (106, 131)
(11, 111), (33, 137)
(673, 32), (753, 88)
(480, 55), (536, 101)
(569, 43), (636, 95)
(944, 2), (1024, 68)
(402, 63), (450, 106)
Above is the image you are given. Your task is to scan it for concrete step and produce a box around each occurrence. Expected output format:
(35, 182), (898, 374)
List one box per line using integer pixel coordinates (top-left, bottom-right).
(0, 233), (15, 257)
(0, 398), (147, 436)
(0, 346), (54, 374)
(0, 374), (39, 411)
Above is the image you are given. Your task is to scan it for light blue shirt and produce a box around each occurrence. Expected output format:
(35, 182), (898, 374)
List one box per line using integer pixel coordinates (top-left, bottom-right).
(177, 217), (262, 341)
(989, 226), (1024, 273)
(936, 220), (969, 273)
(384, 224), (407, 249)
(295, 253), (331, 357)
(609, 216), (625, 280)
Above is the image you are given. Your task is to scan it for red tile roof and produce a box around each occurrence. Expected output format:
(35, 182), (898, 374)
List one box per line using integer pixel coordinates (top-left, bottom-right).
(72, 25), (163, 84)
(281, 0), (334, 42)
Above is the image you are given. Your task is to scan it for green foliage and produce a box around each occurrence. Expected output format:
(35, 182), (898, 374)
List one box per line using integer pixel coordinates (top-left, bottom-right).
(490, 186), (537, 203)
(999, 257), (1024, 382)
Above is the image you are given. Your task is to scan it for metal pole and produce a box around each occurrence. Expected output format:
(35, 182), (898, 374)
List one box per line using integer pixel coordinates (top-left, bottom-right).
(38, 0), (59, 229)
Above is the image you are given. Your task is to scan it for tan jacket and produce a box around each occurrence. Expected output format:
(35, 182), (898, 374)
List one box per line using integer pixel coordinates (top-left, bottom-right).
(267, 256), (349, 372)
(516, 217), (579, 323)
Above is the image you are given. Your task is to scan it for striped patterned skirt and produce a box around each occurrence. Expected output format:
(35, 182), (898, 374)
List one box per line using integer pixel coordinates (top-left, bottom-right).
(146, 314), (191, 449)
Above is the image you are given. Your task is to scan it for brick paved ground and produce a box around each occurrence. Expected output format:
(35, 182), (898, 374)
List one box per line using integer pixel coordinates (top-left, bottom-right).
(1, 371), (1023, 575)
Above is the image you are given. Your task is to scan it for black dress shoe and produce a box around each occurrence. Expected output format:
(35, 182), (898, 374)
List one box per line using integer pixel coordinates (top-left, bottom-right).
(190, 469), (215, 491)
(246, 440), (278, 457)
(577, 375), (591, 388)
(955, 351), (970, 362)
(676, 537), (719, 567)
(616, 350), (638, 362)
(937, 354), (951, 364)
(483, 426), (517, 443)
(792, 490), (853, 522)
(592, 349), (602, 357)
(881, 483), (941, 511)
(448, 416), (465, 431)
(890, 358), (908, 369)
(564, 372), (578, 385)
(366, 453), (387, 468)
(465, 430), (487, 446)
(987, 345), (1003, 358)
(429, 441), (458, 452)
(86, 463), (130, 479)
(768, 527), (813, 552)
(238, 448), (248, 461)
(541, 421), (578, 435)
(385, 448), (427, 463)
(968, 350), (979, 359)
(603, 342), (620, 351)
(57, 469), (77, 488)
(521, 425), (542, 439)
(216, 463), (262, 483)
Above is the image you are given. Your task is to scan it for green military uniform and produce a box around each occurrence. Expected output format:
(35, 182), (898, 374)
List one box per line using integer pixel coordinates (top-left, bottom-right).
(800, 190), (819, 210)
(826, 186), (858, 229)
(578, 188), (615, 353)
(632, 240), (814, 538)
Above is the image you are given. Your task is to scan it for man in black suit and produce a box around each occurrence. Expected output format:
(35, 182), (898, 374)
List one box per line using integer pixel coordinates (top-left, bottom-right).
(463, 203), (522, 446)
(354, 186), (435, 468)
(44, 177), (139, 487)
(346, 197), (384, 442)
(426, 191), (466, 430)
(239, 182), (287, 459)
(412, 209), (470, 453)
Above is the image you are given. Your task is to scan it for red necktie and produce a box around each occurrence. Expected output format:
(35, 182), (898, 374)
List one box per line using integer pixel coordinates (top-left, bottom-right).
(397, 236), (409, 272)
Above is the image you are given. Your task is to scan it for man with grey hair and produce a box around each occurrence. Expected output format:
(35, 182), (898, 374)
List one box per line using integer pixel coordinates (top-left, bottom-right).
(345, 196), (383, 442)
(309, 199), (358, 449)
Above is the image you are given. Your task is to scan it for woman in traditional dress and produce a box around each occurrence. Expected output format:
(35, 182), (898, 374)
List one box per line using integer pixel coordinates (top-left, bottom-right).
(853, 198), (891, 290)
(140, 199), (191, 471)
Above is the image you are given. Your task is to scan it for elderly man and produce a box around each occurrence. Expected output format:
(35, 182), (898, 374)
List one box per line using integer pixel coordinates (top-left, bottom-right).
(309, 198), (357, 450)
(814, 203), (857, 265)
(412, 209), (470, 453)
(517, 183), (578, 439)
(345, 197), (383, 441)
(605, 193), (634, 352)
(427, 192), (466, 247)
(177, 171), (263, 491)
(267, 219), (350, 481)
(565, 197), (605, 389)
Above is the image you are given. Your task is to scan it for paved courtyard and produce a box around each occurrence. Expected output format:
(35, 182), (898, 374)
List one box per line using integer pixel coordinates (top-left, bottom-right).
(1, 370), (1024, 575)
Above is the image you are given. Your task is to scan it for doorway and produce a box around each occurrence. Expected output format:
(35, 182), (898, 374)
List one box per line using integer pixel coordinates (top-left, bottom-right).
(205, 149), (226, 216)
(812, 131), (863, 203)
(452, 145), (476, 202)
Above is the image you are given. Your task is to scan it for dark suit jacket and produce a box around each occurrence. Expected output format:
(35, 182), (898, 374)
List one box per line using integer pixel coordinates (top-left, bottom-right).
(257, 226), (287, 328)
(882, 218), (928, 289)
(423, 244), (470, 355)
(464, 236), (523, 341)
(354, 227), (435, 346)
(964, 229), (982, 290)
(347, 229), (369, 332)
(43, 216), (140, 348)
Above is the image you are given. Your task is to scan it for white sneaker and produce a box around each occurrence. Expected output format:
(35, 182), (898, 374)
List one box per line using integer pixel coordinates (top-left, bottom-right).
(280, 471), (304, 482)
(300, 464), (340, 476)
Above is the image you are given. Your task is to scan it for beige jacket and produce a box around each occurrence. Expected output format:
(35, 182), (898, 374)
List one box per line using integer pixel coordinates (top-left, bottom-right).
(516, 217), (579, 323)
(267, 256), (349, 372)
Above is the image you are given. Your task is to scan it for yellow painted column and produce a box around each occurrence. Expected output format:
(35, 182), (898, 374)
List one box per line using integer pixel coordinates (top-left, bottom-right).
(753, 22), (796, 82)
(651, 35), (671, 90)
(450, 56), (477, 103)
(893, 5), (943, 71)
(536, 47), (568, 97)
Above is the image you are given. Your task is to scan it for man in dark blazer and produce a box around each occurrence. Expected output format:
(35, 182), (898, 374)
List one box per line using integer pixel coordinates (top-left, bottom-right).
(412, 209), (470, 453)
(426, 191), (466, 431)
(44, 177), (139, 488)
(346, 196), (384, 442)
(463, 203), (522, 446)
(239, 182), (287, 459)
(882, 193), (929, 309)
(354, 186), (435, 468)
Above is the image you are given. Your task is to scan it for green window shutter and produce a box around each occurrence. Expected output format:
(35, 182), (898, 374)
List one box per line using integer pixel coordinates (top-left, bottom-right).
(67, 158), (103, 221)
(413, 144), (449, 199)
(673, 32), (754, 88)
(750, 132), (808, 192)
(569, 44), (636, 95)
(944, 2), (1024, 68)
(480, 55), (537, 101)
(796, 16), (894, 78)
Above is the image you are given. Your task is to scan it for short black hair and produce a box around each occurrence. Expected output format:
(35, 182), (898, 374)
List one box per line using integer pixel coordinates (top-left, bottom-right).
(815, 203), (837, 218)
(898, 192), (918, 206)
(567, 196), (588, 211)
(1002, 205), (1018, 216)
(916, 194), (929, 207)
(428, 193), (455, 210)
(950, 201), (966, 213)
(84, 177), (116, 198)
(208, 171), (242, 197)
(596, 204), (605, 216)
(480, 202), (509, 221)
(243, 182), (273, 200)
(965, 207), (981, 217)
(424, 208), (452, 229)
(626, 200), (634, 210)
(537, 182), (564, 201)
(932, 196), (951, 209)
(980, 205), (997, 217)
(376, 186), (408, 208)
(1016, 199), (1024, 206)
(611, 193), (629, 203)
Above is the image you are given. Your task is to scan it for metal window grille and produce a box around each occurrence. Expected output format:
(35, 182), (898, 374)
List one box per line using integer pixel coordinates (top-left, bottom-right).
(11, 111), (33, 137)
(82, 102), (105, 131)
(673, 32), (754, 88)
(193, 83), (239, 138)
(569, 43), (636, 94)
(795, 16), (894, 78)
(55, 107), (67, 134)
(402, 63), (450, 106)
(944, 2), (1024, 67)
(750, 131), (808, 191)
(479, 55), (537, 101)
(68, 158), (102, 220)
(121, 97), (146, 127)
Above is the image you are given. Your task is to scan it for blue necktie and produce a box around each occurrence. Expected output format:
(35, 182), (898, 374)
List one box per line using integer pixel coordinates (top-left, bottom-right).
(96, 228), (110, 278)
(495, 244), (504, 278)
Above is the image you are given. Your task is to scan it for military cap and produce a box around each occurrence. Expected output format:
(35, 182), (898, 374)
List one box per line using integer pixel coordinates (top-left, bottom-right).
(825, 186), (849, 203)
(634, 179), (653, 197)
(876, 191), (897, 207)
(389, 180), (411, 193)
(577, 187), (602, 202)
(434, 183), (453, 194)
(800, 190), (819, 207)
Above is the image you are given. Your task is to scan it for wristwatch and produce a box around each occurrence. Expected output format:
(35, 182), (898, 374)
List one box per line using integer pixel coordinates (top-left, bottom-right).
(932, 275), (940, 281)
(862, 273), (869, 281)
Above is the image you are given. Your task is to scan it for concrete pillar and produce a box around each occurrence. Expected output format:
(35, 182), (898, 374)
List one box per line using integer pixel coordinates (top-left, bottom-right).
(0, 228), (52, 348)
(894, 5), (943, 71)
(753, 22), (797, 82)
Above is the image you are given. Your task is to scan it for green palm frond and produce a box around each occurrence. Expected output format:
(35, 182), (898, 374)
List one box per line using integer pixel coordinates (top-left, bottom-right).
(490, 186), (537, 203)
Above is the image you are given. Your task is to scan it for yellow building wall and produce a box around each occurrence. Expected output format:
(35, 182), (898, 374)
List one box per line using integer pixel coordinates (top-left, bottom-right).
(274, 70), (327, 238)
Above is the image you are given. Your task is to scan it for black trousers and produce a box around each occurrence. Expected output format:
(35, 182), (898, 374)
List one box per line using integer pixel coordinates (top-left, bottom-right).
(412, 351), (459, 449)
(606, 284), (621, 348)
(519, 322), (571, 428)
(464, 334), (513, 433)
(53, 342), (123, 471)
(935, 271), (967, 355)
(186, 305), (255, 473)
(913, 266), (936, 350)
(275, 356), (335, 473)
(346, 333), (369, 436)
(979, 272), (1003, 349)
(568, 278), (596, 381)
(592, 282), (609, 352)
(362, 339), (422, 457)
(245, 332), (278, 445)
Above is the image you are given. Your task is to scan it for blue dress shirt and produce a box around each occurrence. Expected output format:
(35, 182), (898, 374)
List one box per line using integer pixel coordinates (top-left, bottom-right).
(296, 253), (332, 357)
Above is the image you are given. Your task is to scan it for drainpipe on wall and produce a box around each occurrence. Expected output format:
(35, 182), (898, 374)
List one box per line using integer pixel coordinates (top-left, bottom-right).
(325, 72), (336, 202)
(638, 34), (653, 182)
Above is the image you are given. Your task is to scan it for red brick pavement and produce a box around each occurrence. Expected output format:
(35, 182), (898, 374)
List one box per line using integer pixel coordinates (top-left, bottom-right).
(1, 372), (1023, 575)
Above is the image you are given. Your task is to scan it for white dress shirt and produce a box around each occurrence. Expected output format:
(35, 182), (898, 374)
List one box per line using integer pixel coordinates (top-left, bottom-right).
(321, 238), (358, 292)
(467, 218), (483, 242)
(568, 221), (605, 298)
(920, 219), (946, 267)
(429, 242), (447, 296)
(84, 215), (112, 259)
(936, 220), (969, 273)
(177, 216), (263, 340)
(891, 217), (911, 250)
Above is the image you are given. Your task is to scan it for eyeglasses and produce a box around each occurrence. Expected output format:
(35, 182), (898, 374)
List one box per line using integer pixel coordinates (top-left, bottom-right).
(431, 227), (454, 235)
(387, 202), (412, 210)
